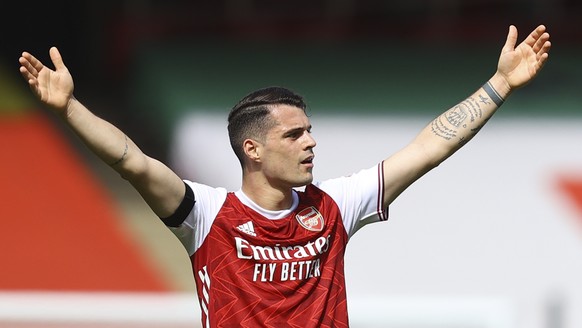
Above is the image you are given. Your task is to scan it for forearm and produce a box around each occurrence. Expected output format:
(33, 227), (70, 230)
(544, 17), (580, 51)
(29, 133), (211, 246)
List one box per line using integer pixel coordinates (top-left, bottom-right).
(61, 97), (185, 217)
(62, 97), (146, 176)
(381, 25), (550, 207)
(416, 73), (511, 164)
(64, 97), (189, 217)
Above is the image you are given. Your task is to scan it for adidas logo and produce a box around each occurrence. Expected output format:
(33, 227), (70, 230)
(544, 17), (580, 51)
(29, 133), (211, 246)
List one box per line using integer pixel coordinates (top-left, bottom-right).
(237, 221), (256, 237)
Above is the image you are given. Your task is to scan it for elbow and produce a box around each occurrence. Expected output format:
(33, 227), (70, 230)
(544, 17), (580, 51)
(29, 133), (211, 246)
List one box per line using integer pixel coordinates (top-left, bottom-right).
(115, 154), (151, 183)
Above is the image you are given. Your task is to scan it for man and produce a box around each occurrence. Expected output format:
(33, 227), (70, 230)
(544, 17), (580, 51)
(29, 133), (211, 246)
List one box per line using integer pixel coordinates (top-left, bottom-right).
(19, 25), (550, 327)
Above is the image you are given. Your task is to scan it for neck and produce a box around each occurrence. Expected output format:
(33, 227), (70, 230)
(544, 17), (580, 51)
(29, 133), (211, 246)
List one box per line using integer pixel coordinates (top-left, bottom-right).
(241, 175), (294, 211)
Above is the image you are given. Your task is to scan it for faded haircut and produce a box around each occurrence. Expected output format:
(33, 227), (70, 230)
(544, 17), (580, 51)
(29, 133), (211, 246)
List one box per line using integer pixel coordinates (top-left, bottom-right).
(227, 86), (307, 166)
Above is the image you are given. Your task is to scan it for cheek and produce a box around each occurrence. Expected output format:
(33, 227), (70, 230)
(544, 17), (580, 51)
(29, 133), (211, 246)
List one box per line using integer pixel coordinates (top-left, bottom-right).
(268, 151), (296, 173)
(273, 152), (293, 169)
(262, 151), (285, 169)
(262, 141), (298, 168)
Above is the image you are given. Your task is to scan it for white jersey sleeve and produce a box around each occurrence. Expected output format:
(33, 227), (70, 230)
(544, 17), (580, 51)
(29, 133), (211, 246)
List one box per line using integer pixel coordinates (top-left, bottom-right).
(313, 162), (388, 238)
(168, 181), (227, 256)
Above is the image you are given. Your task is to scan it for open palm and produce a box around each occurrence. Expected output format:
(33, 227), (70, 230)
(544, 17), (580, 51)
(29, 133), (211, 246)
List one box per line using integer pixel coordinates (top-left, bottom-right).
(497, 25), (551, 90)
(19, 47), (74, 112)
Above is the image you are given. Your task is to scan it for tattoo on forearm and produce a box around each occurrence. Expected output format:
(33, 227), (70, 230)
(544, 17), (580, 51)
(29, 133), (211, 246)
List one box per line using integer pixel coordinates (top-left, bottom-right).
(482, 81), (505, 107)
(464, 97), (482, 123)
(470, 117), (490, 133)
(478, 94), (491, 106)
(431, 97), (486, 144)
(445, 103), (468, 127)
(110, 135), (128, 166)
(431, 116), (457, 140)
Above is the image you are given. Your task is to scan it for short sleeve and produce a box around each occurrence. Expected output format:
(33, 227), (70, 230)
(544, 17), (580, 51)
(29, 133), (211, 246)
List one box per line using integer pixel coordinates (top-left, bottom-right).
(314, 162), (388, 237)
(168, 180), (228, 256)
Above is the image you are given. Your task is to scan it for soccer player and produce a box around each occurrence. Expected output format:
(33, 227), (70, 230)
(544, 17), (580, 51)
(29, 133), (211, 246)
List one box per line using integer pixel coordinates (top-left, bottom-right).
(19, 25), (550, 327)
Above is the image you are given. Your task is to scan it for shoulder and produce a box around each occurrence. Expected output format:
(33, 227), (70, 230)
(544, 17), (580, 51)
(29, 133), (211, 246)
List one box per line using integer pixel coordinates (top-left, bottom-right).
(185, 180), (229, 205)
(168, 181), (230, 255)
(313, 164), (383, 198)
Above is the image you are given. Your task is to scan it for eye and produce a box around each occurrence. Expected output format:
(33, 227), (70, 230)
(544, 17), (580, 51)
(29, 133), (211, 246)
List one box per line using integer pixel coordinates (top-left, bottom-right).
(284, 125), (312, 140)
(284, 129), (303, 139)
(290, 131), (303, 139)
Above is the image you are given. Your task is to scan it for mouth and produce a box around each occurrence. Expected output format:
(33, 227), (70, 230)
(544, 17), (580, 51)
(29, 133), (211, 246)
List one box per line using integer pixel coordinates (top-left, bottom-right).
(301, 155), (315, 166)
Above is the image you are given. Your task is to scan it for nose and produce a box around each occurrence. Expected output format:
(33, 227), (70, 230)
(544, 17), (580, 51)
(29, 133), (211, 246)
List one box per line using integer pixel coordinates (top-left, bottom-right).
(304, 131), (316, 149)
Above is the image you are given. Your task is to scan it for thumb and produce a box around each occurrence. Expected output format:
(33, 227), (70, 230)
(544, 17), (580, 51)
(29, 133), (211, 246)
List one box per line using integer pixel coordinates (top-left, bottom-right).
(501, 25), (518, 54)
(49, 47), (67, 71)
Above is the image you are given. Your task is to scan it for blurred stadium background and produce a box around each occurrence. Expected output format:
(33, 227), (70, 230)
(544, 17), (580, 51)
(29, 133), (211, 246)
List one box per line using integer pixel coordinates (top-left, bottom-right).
(1, 1), (581, 327)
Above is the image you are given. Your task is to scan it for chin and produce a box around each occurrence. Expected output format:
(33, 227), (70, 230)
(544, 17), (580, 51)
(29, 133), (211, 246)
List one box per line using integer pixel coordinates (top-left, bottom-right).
(287, 175), (313, 188)
(298, 175), (314, 186)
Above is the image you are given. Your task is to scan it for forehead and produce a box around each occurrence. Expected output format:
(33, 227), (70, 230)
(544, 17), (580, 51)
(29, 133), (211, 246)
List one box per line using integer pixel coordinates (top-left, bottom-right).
(268, 104), (310, 130)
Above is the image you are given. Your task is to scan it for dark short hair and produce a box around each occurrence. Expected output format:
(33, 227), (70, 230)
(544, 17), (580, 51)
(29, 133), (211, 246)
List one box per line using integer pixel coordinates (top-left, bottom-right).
(228, 86), (307, 165)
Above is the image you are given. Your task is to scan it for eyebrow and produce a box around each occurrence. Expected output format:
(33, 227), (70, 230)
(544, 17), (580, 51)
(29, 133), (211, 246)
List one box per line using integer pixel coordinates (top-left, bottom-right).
(282, 125), (312, 137)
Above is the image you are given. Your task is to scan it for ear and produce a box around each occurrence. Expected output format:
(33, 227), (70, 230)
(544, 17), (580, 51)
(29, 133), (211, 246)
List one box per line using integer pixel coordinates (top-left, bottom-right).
(243, 138), (262, 162)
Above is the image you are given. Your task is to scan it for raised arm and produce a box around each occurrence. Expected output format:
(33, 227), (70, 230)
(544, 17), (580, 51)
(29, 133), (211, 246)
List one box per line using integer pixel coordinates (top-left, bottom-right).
(381, 25), (551, 207)
(19, 47), (185, 218)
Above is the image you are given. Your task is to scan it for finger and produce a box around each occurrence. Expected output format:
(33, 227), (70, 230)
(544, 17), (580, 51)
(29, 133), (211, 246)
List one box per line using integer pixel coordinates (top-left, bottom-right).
(522, 25), (546, 48)
(19, 56), (39, 77)
(19, 64), (34, 82)
(534, 38), (551, 69)
(502, 25), (518, 54)
(532, 32), (550, 54)
(18, 53), (42, 87)
(537, 40), (551, 63)
(18, 66), (39, 91)
(19, 62), (39, 87)
(536, 50), (550, 72)
(21, 51), (45, 73)
(49, 47), (66, 71)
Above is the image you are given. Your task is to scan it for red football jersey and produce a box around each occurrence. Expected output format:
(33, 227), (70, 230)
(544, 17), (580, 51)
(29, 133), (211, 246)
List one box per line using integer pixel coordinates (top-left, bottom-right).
(194, 184), (349, 327)
(170, 164), (388, 327)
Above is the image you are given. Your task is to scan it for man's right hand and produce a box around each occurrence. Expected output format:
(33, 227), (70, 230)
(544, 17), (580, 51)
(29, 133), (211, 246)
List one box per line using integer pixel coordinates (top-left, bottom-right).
(19, 47), (74, 114)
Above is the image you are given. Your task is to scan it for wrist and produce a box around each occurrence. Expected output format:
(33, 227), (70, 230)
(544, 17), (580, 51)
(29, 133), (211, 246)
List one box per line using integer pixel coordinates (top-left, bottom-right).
(488, 73), (512, 99)
(61, 96), (78, 120)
